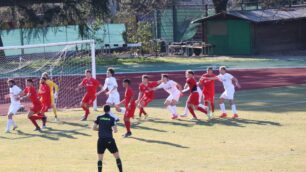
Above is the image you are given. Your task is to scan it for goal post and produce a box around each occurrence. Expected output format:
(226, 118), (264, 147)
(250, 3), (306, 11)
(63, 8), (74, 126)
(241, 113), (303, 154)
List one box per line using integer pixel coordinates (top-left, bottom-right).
(0, 40), (99, 115)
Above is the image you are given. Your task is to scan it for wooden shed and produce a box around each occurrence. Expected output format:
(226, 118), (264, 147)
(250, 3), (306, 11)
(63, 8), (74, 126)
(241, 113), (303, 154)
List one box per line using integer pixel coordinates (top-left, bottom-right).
(193, 7), (306, 55)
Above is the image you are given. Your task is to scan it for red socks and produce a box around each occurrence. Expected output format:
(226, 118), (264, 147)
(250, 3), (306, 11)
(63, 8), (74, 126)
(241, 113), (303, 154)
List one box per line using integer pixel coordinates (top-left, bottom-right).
(124, 119), (131, 133)
(139, 108), (147, 117)
(29, 115), (42, 128)
(82, 106), (90, 118)
(188, 106), (197, 118)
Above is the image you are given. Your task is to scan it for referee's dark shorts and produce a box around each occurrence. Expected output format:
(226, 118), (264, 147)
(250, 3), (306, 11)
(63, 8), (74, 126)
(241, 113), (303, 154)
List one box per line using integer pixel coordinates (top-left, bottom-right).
(97, 138), (119, 154)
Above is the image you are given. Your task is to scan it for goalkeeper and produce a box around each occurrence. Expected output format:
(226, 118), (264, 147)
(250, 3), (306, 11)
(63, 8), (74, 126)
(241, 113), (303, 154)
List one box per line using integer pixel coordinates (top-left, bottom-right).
(42, 72), (59, 121)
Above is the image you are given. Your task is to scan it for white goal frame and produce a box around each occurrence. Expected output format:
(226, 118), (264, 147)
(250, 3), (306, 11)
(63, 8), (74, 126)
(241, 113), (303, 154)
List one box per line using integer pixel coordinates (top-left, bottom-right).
(0, 40), (98, 110)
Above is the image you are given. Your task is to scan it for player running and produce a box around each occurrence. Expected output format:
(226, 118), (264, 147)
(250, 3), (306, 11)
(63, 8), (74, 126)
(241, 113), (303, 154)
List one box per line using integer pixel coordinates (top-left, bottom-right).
(20, 79), (46, 131)
(93, 105), (123, 172)
(181, 83), (204, 118)
(207, 66), (241, 118)
(38, 77), (51, 128)
(136, 75), (159, 119)
(76, 70), (102, 121)
(153, 74), (182, 120)
(116, 79), (136, 138)
(184, 70), (208, 120)
(199, 67), (216, 117)
(42, 72), (59, 121)
(4, 79), (22, 133)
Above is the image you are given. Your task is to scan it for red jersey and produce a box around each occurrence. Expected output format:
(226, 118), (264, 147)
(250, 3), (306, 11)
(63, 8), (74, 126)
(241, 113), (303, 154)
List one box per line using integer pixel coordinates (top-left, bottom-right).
(139, 81), (159, 99)
(200, 73), (216, 94)
(186, 78), (197, 93)
(122, 87), (136, 107)
(24, 86), (41, 106)
(81, 78), (100, 96)
(38, 83), (51, 105)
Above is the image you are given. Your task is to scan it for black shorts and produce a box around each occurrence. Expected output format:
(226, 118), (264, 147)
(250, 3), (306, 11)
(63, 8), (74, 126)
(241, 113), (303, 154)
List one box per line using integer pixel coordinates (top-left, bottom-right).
(97, 138), (118, 154)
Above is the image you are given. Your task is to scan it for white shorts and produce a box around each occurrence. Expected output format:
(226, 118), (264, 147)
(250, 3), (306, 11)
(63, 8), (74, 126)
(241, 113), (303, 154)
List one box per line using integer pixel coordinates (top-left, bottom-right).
(8, 103), (21, 115)
(106, 92), (120, 105)
(220, 88), (235, 100)
(166, 93), (180, 102)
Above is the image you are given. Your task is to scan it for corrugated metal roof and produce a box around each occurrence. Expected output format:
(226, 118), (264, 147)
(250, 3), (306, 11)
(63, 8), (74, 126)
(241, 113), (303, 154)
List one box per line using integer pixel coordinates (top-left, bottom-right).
(193, 7), (306, 23)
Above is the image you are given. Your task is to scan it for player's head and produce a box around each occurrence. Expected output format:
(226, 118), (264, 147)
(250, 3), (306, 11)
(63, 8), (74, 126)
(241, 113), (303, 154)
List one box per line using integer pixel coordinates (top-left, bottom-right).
(26, 79), (34, 86)
(85, 69), (92, 78)
(219, 66), (227, 74)
(7, 79), (16, 88)
(185, 70), (194, 78)
(161, 74), (169, 83)
(207, 67), (213, 75)
(103, 104), (111, 113)
(42, 72), (49, 79)
(142, 75), (149, 83)
(123, 79), (131, 88)
(40, 77), (47, 84)
(107, 68), (115, 77)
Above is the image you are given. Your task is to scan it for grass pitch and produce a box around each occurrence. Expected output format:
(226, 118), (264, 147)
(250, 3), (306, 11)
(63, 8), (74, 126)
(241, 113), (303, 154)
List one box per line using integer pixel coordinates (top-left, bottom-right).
(1, 85), (306, 172)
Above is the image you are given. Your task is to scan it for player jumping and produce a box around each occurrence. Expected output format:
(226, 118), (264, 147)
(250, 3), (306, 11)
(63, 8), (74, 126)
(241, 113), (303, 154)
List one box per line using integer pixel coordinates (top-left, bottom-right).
(42, 72), (59, 122)
(184, 70), (208, 120)
(116, 79), (136, 138)
(20, 79), (46, 131)
(4, 79), (22, 133)
(199, 67), (216, 117)
(136, 75), (159, 119)
(207, 66), (241, 118)
(153, 74), (182, 120)
(77, 70), (101, 121)
(93, 105), (123, 172)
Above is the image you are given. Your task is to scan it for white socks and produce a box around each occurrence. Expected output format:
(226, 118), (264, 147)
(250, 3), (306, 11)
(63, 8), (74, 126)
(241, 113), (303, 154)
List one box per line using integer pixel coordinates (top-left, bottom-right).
(231, 104), (237, 114)
(172, 106), (177, 116)
(167, 105), (177, 116)
(6, 119), (16, 131)
(183, 104), (189, 115)
(198, 103), (205, 109)
(220, 103), (226, 113)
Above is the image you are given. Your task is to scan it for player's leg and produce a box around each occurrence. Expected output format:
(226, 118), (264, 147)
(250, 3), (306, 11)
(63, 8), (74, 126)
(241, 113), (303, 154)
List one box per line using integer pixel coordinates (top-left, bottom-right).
(170, 99), (179, 119)
(123, 115), (132, 137)
(28, 110), (42, 131)
(51, 96), (58, 121)
(40, 105), (49, 128)
(113, 152), (123, 172)
(219, 95), (227, 118)
(165, 95), (175, 118)
(181, 101), (189, 117)
(5, 104), (19, 133)
(186, 93), (198, 119)
(97, 138), (106, 172)
(108, 138), (122, 172)
(229, 99), (238, 118)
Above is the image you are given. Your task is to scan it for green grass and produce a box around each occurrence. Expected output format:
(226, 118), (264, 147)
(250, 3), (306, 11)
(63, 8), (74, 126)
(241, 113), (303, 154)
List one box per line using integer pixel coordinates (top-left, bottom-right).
(1, 85), (306, 171)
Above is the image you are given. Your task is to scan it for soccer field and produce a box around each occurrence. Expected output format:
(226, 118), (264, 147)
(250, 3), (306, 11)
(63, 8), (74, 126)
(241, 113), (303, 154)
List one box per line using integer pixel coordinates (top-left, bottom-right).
(1, 85), (306, 172)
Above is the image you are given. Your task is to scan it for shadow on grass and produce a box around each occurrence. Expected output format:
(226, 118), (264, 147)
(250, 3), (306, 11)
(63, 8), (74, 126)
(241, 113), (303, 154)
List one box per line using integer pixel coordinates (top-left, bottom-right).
(130, 136), (189, 149)
(117, 123), (167, 133)
(193, 118), (281, 127)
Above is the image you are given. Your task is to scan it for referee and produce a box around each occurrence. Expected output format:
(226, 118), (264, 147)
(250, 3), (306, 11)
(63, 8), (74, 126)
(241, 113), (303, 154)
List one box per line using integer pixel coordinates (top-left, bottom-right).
(93, 105), (123, 172)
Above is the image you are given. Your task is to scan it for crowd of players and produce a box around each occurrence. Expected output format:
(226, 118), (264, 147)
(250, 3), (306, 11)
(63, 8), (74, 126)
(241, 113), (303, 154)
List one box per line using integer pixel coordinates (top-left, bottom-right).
(3, 66), (241, 172)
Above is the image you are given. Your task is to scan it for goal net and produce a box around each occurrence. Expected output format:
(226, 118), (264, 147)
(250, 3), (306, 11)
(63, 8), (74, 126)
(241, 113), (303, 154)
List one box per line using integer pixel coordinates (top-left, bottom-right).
(0, 40), (97, 116)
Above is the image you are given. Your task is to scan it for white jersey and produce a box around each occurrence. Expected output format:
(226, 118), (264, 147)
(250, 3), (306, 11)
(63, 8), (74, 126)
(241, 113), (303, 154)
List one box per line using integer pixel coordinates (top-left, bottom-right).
(103, 77), (118, 93)
(157, 80), (180, 95)
(9, 85), (22, 105)
(217, 73), (235, 90)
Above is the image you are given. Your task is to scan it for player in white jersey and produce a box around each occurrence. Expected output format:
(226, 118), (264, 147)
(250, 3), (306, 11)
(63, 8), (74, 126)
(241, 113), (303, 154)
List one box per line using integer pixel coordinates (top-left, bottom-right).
(4, 79), (22, 133)
(153, 74), (182, 119)
(96, 68), (120, 121)
(207, 66), (241, 118)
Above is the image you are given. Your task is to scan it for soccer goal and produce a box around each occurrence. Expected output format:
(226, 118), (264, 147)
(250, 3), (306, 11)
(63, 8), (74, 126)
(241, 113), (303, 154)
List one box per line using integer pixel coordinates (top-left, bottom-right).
(0, 40), (98, 115)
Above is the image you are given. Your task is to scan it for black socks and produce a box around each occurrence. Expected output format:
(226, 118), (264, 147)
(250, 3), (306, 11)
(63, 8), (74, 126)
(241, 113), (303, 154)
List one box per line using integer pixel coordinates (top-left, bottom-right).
(116, 158), (123, 172)
(98, 160), (102, 172)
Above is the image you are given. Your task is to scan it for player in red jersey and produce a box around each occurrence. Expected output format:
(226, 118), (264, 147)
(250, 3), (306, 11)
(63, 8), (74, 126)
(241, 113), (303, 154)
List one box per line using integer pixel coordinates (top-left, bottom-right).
(184, 70), (208, 120)
(19, 79), (46, 131)
(38, 77), (51, 128)
(76, 70), (102, 121)
(116, 79), (136, 138)
(199, 67), (216, 117)
(136, 75), (159, 119)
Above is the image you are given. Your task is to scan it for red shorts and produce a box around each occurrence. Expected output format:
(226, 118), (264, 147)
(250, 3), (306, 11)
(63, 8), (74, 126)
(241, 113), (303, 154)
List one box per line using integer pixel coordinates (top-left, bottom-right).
(187, 92), (199, 106)
(204, 92), (214, 102)
(140, 96), (153, 107)
(41, 103), (51, 113)
(125, 103), (136, 118)
(30, 103), (42, 114)
(82, 94), (96, 105)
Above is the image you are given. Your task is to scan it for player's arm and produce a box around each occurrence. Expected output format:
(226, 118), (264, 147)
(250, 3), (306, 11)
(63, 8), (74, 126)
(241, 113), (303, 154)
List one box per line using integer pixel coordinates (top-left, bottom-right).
(136, 91), (144, 104)
(112, 125), (118, 133)
(232, 77), (241, 88)
(52, 81), (59, 98)
(97, 81), (108, 95)
(182, 83), (189, 93)
(19, 91), (30, 101)
(92, 123), (99, 131)
(76, 81), (84, 91)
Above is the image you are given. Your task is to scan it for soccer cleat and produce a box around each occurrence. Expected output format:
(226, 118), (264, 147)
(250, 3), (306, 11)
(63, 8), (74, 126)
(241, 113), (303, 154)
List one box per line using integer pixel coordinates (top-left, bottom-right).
(4, 129), (10, 133)
(180, 114), (188, 117)
(190, 117), (198, 121)
(232, 114), (239, 119)
(80, 116), (87, 121)
(144, 114), (149, 120)
(207, 112), (214, 120)
(13, 126), (18, 130)
(219, 113), (227, 118)
(122, 132), (132, 138)
(42, 125), (47, 129)
(42, 116), (47, 125)
(34, 127), (41, 131)
(54, 117), (59, 122)
(171, 115), (178, 120)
